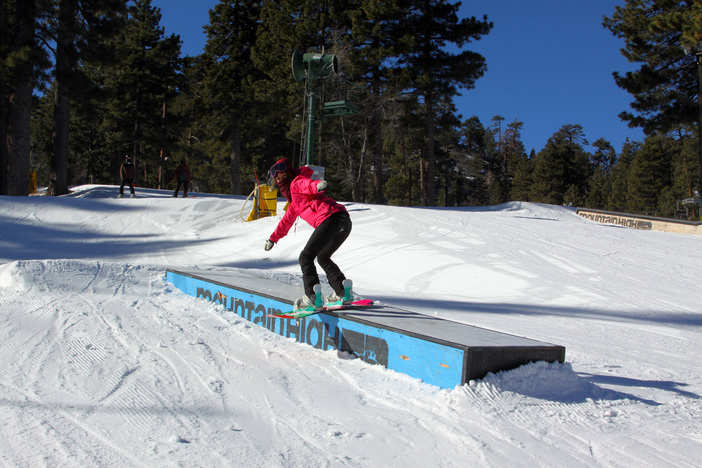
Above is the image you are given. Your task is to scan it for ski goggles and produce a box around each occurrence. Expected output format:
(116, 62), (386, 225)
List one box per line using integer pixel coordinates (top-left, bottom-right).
(269, 162), (288, 179)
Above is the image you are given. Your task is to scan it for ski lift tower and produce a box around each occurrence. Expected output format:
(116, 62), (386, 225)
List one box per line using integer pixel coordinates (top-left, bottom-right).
(291, 50), (360, 179)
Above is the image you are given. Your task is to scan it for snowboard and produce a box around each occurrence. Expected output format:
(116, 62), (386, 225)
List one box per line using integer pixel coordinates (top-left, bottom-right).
(267, 299), (375, 319)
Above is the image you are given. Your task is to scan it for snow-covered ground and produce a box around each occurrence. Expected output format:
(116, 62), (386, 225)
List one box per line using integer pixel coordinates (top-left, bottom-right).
(1, 185), (701, 467)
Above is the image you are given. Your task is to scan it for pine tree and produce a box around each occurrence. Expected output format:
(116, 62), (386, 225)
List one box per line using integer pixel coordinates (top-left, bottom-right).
(626, 134), (675, 215)
(510, 150), (532, 203)
(252, 0), (362, 198)
(42, 0), (126, 196)
(604, 1), (700, 134)
(672, 136), (700, 218)
(433, 96), (462, 206)
(346, 0), (405, 204)
(675, 134), (700, 199)
(500, 119), (526, 203)
(202, 0), (263, 195)
(2, 0), (48, 195)
(251, 0), (306, 156)
(461, 116), (486, 156)
(604, 0), (702, 193)
(530, 125), (590, 205)
(459, 116), (488, 205)
(607, 139), (639, 211)
(252, 0), (335, 164)
(585, 138), (616, 209)
(100, 0), (182, 187)
(484, 115), (505, 204)
(47, 0), (79, 195)
(393, 0), (491, 206)
(383, 98), (424, 205)
(0, 0), (9, 194)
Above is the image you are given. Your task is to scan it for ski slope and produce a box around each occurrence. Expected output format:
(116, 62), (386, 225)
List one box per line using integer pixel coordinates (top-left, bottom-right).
(0, 185), (700, 467)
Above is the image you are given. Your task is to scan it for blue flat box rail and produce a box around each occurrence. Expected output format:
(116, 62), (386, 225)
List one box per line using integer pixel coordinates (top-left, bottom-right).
(166, 269), (565, 388)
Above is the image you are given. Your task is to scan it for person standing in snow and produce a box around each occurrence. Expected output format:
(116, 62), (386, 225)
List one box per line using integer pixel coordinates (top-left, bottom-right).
(173, 158), (191, 197)
(264, 158), (353, 312)
(119, 155), (136, 198)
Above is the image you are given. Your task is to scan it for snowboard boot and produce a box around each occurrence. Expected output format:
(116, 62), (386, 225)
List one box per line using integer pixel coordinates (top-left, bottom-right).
(326, 279), (354, 306)
(294, 284), (323, 312)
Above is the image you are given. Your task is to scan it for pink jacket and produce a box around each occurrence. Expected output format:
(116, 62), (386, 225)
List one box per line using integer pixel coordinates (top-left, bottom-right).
(269, 167), (346, 243)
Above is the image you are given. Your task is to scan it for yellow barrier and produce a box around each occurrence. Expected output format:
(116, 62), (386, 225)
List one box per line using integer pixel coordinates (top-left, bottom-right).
(245, 184), (278, 222)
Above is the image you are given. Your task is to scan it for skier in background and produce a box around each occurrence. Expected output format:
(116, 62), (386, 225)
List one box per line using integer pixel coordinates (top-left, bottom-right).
(173, 158), (191, 197)
(119, 155), (136, 198)
(264, 158), (353, 312)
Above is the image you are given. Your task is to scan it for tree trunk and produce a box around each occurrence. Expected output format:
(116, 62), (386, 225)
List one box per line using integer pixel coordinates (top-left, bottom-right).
(230, 120), (241, 195)
(48, 0), (77, 196)
(371, 73), (384, 204)
(5, 0), (35, 196)
(49, 81), (70, 196)
(0, 5), (7, 194)
(158, 99), (166, 189)
(339, 118), (362, 202)
(49, 0), (78, 196)
(423, 90), (436, 206)
(697, 54), (702, 199)
(5, 86), (32, 196)
(0, 88), (8, 195)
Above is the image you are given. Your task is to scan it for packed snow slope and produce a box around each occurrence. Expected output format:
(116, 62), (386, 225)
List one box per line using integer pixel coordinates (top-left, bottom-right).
(1, 185), (701, 467)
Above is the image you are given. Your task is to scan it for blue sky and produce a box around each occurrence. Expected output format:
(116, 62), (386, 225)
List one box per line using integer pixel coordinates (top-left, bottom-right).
(152, 0), (644, 154)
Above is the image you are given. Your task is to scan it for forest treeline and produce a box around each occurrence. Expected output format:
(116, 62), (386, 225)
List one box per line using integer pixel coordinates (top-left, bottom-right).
(1, 0), (701, 218)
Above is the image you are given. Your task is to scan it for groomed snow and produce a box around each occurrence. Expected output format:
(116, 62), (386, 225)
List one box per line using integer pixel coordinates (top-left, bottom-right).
(1, 185), (700, 467)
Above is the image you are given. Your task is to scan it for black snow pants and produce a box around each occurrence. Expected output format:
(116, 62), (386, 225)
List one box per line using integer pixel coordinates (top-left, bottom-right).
(299, 211), (352, 298)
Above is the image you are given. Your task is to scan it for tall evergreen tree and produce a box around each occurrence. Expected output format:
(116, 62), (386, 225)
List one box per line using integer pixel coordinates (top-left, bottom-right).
(42, 0), (126, 196)
(383, 95), (424, 205)
(500, 118), (525, 203)
(252, 0), (344, 168)
(604, 0), (702, 193)
(47, 0), (78, 196)
(530, 124), (590, 205)
(101, 0), (182, 187)
(672, 135), (700, 218)
(169, 56), (209, 189)
(483, 115), (504, 204)
(252, 0), (362, 200)
(0, 0), (8, 194)
(503, 120), (529, 202)
(604, 0), (699, 134)
(585, 138), (616, 209)
(2, 0), (47, 195)
(346, 0), (407, 204)
(202, 0), (263, 195)
(510, 149), (532, 202)
(251, 0), (306, 157)
(626, 133), (675, 214)
(607, 139), (639, 211)
(432, 95), (461, 206)
(675, 133), (700, 199)
(459, 115), (488, 205)
(393, 0), (491, 206)
(461, 116), (486, 156)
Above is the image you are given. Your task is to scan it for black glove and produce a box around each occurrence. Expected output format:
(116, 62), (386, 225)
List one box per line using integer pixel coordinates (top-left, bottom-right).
(264, 239), (276, 251)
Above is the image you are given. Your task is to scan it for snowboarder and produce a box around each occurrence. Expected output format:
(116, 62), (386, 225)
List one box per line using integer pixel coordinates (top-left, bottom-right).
(119, 155), (136, 198)
(264, 158), (353, 312)
(173, 158), (191, 197)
